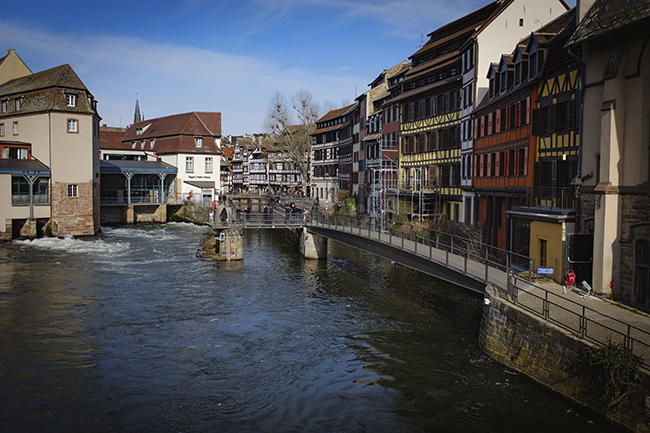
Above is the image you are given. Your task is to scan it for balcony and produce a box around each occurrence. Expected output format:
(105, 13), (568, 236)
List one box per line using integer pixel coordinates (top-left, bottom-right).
(522, 187), (576, 211)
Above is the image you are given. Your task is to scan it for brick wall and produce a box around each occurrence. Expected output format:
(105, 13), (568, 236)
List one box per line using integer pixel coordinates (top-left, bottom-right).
(51, 180), (99, 236)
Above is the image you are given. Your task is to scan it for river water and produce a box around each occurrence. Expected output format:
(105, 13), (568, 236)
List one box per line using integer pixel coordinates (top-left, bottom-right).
(0, 223), (623, 432)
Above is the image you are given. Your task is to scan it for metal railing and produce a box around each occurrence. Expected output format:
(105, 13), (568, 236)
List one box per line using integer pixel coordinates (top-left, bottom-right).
(307, 212), (650, 369)
(310, 212), (531, 288)
(12, 194), (51, 205)
(524, 186), (575, 210)
(510, 273), (650, 369)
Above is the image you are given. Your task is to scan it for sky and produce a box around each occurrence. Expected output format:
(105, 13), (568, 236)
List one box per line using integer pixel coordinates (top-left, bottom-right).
(1, 0), (574, 136)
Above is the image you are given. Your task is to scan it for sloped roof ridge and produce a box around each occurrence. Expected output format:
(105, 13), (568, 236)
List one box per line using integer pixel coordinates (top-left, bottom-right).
(0, 63), (88, 97)
(317, 103), (355, 123)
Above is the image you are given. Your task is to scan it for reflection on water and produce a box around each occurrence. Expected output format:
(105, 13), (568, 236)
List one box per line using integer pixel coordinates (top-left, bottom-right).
(0, 223), (623, 432)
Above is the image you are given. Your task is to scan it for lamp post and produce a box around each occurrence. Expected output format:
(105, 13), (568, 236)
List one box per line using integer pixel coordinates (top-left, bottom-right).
(570, 175), (582, 234)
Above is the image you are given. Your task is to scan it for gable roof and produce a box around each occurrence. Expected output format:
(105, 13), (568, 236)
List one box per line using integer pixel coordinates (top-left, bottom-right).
(0, 64), (89, 97)
(122, 112), (221, 141)
(121, 112), (222, 155)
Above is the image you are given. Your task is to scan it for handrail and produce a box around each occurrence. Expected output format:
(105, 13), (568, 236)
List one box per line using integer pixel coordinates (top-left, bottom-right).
(306, 211), (650, 368)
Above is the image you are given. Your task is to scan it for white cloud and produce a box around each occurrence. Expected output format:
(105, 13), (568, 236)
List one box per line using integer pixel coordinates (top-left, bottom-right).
(0, 20), (363, 135)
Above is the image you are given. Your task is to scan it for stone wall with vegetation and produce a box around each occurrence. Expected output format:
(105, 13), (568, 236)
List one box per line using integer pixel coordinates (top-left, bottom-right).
(479, 286), (650, 432)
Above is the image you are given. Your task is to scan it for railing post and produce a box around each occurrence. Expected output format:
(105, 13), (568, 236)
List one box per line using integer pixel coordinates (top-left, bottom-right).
(485, 246), (489, 283)
(464, 254), (468, 274)
(436, 232), (439, 250)
(544, 291), (550, 320)
(451, 236), (454, 256)
(446, 249), (449, 266)
(581, 306), (586, 339)
(415, 235), (418, 255)
(429, 239), (432, 259)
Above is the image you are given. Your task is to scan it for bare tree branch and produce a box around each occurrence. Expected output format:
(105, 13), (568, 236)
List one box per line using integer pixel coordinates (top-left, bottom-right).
(263, 90), (320, 193)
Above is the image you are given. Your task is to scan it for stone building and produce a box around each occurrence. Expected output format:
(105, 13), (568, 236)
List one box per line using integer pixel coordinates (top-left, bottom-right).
(0, 49), (101, 239)
(568, 0), (650, 306)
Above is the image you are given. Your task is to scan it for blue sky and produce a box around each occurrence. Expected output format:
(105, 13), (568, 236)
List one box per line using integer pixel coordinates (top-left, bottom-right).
(1, 0), (573, 136)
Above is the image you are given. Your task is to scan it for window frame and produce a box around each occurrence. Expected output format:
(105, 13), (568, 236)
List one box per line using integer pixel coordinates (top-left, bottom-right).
(67, 118), (78, 133)
(186, 156), (194, 173)
(66, 94), (77, 107)
(68, 184), (78, 198)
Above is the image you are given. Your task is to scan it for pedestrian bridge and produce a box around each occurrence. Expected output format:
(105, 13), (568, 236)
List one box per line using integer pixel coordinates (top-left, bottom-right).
(214, 203), (650, 369)
(220, 210), (512, 294)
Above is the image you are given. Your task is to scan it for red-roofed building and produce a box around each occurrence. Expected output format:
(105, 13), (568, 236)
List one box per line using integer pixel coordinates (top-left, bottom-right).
(119, 112), (223, 205)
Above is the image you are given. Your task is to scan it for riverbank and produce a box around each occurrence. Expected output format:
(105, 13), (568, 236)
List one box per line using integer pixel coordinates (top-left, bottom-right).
(480, 285), (650, 432)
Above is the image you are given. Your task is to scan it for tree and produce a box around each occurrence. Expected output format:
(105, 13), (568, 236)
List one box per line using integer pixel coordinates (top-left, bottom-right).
(263, 90), (320, 194)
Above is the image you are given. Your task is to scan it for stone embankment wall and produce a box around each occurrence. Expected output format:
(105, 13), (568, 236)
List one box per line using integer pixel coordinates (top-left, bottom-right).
(168, 205), (210, 225)
(479, 286), (650, 432)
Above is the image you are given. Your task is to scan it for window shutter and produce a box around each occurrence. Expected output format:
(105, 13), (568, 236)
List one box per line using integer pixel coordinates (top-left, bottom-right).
(487, 153), (492, 177)
(549, 105), (557, 132)
(523, 147), (529, 176)
(480, 117), (485, 138)
(531, 108), (540, 135)
(516, 102), (521, 127)
(495, 152), (500, 177)
(480, 154), (484, 177)
(488, 113), (493, 135)
(526, 96), (531, 124)
(495, 109), (501, 134)
(474, 155), (478, 178)
(474, 118), (479, 139)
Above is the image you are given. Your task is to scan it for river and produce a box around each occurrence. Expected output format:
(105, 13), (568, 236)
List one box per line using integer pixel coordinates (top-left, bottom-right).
(0, 223), (624, 432)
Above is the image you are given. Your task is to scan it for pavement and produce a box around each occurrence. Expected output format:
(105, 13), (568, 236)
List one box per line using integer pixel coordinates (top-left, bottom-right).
(513, 276), (650, 368)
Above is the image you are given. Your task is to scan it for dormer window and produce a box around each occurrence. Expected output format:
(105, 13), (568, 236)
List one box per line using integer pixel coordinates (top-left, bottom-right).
(195, 137), (203, 148)
(136, 128), (143, 135)
(66, 94), (76, 107)
(1, 100), (6, 113)
(15, 97), (22, 111)
(529, 51), (538, 78)
(500, 70), (508, 93)
(514, 61), (522, 85)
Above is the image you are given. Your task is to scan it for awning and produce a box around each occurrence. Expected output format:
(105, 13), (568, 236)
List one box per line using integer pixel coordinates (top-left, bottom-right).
(362, 133), (381, 142)
(184, 180), (215, 189)
(100, 160), (177, 174)
(0, 158), (50, 175)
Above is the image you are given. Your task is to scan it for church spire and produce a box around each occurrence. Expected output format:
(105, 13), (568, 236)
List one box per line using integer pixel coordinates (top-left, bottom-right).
(134, 95), (142, 123)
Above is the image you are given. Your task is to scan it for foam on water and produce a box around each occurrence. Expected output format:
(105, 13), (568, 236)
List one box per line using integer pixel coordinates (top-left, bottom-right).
(14, 234), (130, 257)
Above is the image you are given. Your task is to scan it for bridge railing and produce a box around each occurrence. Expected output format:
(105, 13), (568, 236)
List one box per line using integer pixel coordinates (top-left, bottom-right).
(310, 212), (535, 288)
(309, 212), (650, 369)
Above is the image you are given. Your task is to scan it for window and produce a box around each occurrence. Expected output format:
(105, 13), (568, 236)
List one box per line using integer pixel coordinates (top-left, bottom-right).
(67, 119), (78, 133)
(195, 137), (203, 148)
(66, 94), (76, 107)
(13, 122), (18, 135)
(1, 100), (6, 112)
(529, 52), (538, 78)
(68, 184), (78, 197)
(15, 98), (21, 111)
(186, 157), (194, 172)
(635, 239), (650, 305)
(0, 123), (3, 137)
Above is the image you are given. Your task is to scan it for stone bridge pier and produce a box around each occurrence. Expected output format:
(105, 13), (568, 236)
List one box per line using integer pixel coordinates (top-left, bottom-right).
(282, 228), (327, 260)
